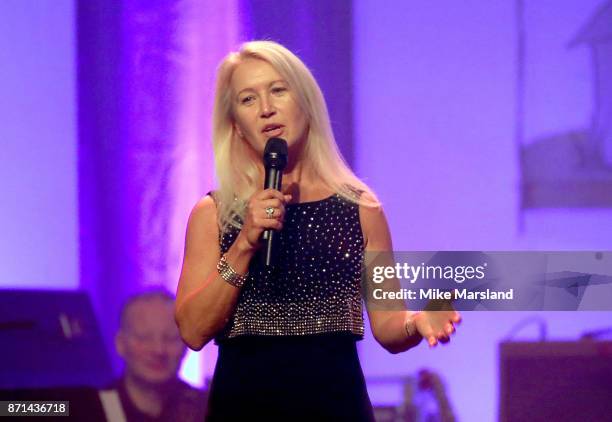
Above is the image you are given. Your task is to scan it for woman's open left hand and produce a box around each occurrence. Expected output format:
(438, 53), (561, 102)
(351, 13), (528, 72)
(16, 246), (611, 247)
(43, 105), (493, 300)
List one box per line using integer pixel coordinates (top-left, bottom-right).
(414, 310), (461, 347)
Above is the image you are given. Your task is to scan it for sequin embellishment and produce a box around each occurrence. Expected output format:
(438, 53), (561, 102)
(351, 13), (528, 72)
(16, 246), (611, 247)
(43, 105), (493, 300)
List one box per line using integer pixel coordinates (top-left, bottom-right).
(216, 194), (365, 341)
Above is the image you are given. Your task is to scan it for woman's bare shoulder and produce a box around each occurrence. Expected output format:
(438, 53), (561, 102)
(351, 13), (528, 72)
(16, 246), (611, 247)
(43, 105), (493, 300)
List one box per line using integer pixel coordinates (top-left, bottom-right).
(188, 194), (218, 231)
(358, 194), (391, 250)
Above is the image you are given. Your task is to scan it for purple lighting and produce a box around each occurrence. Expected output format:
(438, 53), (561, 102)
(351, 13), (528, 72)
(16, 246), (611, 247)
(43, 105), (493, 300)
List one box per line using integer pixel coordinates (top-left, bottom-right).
(2, 0), (611, 419)
(0, 0), (78, 290)
(77, 0), (240, 376)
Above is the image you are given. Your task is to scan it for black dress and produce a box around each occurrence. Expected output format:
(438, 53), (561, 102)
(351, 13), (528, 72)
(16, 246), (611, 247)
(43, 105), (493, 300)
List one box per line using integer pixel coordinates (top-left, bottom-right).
(206, 193), (375, 421)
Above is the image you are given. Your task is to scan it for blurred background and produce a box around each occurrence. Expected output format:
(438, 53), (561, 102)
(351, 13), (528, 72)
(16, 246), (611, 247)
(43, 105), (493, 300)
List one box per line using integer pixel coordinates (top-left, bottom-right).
(1, 0), (611, 420)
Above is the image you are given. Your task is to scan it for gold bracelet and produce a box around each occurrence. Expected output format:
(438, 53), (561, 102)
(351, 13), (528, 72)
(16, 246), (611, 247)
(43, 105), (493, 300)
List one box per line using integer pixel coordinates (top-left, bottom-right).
(405, 311), (419, 337)
(216, 254), (248, 288)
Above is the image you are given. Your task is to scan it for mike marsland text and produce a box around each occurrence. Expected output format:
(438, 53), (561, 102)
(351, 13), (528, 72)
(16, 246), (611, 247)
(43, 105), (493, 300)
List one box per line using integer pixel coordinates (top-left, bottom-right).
(371, 288), (514, 301)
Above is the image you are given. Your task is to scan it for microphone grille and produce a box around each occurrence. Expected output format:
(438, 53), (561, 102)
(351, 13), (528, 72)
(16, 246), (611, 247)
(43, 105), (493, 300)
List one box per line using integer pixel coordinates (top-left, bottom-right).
(264, 138), (288, 156)
(263, 138), (288, 169)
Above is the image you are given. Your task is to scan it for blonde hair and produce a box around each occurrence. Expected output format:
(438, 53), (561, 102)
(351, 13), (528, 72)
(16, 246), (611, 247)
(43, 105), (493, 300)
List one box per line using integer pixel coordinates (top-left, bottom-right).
(212, 40), (378, 233)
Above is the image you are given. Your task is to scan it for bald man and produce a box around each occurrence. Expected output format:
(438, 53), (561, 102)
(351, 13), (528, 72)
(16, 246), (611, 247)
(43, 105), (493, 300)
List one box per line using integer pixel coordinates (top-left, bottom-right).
(113, 290), (206, 422)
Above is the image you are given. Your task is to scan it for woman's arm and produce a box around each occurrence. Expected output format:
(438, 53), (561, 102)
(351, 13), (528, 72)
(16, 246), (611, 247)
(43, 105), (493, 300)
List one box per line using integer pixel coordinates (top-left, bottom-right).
(175, 189), (290, 350)
(359, 201), (460, 354)
(174, 196), (254, 350)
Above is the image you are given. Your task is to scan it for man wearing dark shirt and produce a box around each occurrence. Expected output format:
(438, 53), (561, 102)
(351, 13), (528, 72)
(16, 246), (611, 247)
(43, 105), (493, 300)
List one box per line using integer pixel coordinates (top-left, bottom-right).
(113, 290), (206, 421)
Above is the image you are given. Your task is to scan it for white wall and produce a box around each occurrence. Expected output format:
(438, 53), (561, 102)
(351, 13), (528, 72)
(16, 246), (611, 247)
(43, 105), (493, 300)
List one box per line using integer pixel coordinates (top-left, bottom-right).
(353, 1), (612, 420)
(0, 0), (78, 289)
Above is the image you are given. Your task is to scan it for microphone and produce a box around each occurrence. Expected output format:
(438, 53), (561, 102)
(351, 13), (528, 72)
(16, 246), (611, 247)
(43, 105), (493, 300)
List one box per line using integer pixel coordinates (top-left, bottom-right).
(262, 138), (288, 266)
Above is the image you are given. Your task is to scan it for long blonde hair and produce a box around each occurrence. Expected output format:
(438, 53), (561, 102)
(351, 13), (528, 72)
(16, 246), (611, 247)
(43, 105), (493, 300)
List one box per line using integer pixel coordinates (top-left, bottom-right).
(212, 40), (378, 234)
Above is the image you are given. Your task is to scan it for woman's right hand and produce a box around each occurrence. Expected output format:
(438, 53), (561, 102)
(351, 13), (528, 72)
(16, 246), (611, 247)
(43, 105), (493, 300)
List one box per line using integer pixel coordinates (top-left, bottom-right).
(236, 189), (292, 252)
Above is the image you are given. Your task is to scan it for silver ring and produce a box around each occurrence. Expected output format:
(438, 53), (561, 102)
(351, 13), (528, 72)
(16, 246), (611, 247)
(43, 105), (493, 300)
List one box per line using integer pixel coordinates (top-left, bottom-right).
(265, 206), (275, 218)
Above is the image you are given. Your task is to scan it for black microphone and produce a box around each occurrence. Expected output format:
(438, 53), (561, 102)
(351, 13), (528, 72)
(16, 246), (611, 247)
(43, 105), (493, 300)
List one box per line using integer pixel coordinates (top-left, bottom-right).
(262, 138), (288, 266)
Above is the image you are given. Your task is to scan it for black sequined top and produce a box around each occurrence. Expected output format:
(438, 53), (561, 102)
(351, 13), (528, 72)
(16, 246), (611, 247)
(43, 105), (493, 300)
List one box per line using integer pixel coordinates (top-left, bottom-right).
(214, 193), (365, 343)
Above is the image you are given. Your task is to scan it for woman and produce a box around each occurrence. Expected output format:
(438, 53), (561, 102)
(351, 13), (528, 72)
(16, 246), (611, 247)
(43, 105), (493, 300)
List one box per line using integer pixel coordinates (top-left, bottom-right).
(175, 40), (460, 421)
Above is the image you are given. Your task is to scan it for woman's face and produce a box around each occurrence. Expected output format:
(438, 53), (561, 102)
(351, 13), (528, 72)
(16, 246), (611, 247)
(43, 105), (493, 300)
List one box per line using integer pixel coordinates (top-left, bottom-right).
(230, 58), (308, 156)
